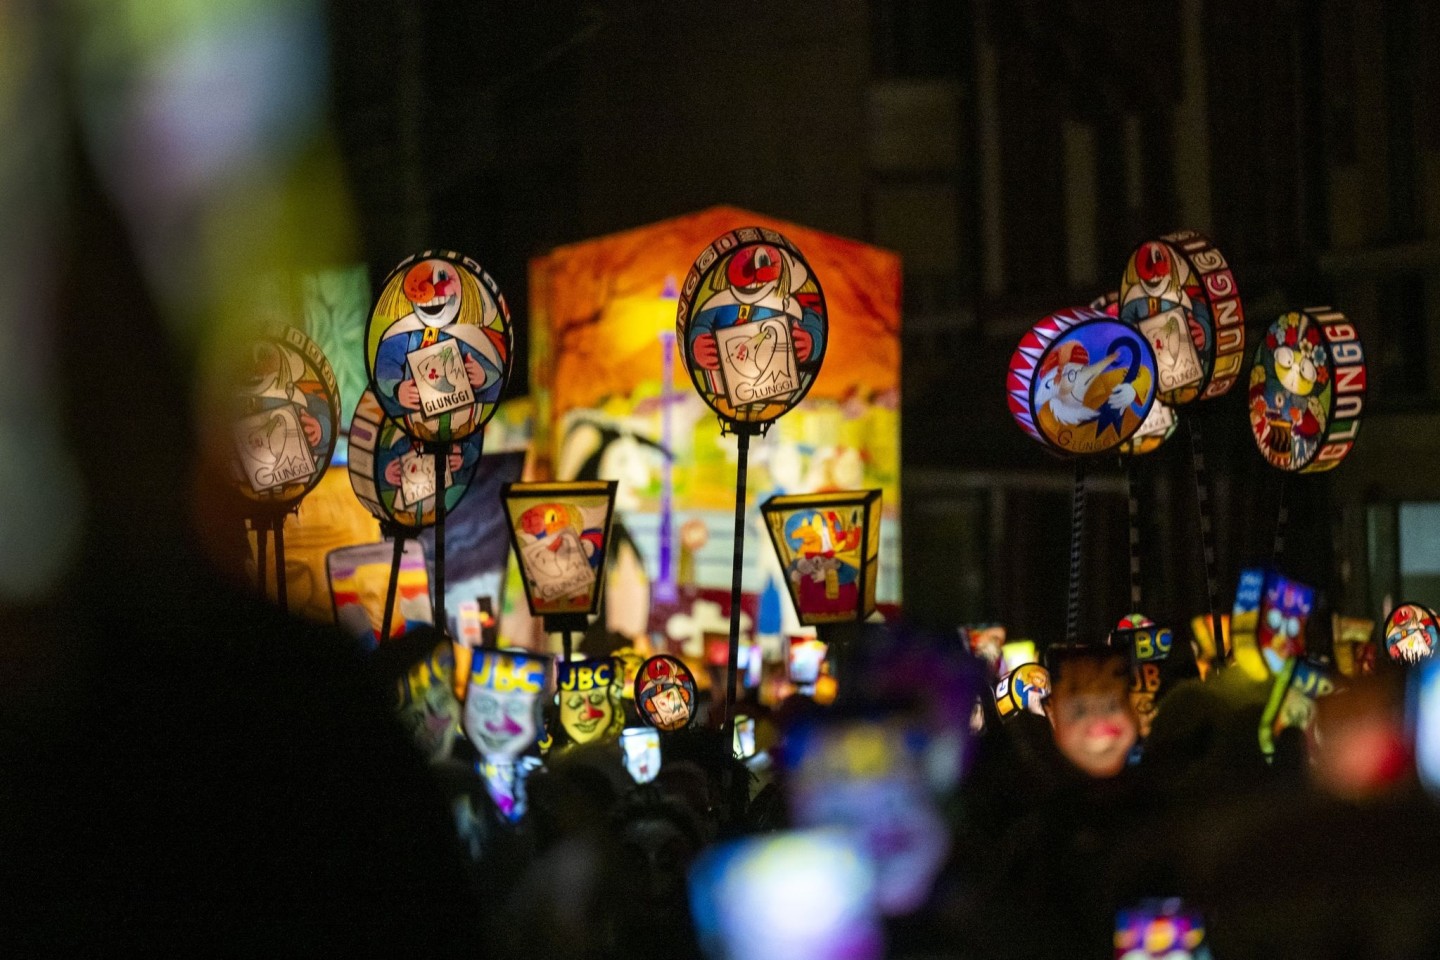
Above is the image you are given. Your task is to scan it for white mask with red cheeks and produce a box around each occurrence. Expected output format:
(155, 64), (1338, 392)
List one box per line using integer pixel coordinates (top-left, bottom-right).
(404, 259), (463, 328)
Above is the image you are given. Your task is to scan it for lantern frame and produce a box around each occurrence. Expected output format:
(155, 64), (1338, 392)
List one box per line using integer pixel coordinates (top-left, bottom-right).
(500, 480), (618, 633)
(760, 489), (882, 627)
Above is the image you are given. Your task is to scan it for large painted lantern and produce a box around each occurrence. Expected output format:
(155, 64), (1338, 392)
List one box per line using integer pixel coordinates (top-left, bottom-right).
(1007, 307), (1159, 456)
(634, 654), (698, 732)
(555, 657), (623, 746)
(347, 388), (484, 530)
(463, 647), (553, 764)
(1385, 603), (1440, 664)
(501, 481), (618, 628)
(1119, 231), (1245, 405)
(677, 227), (827, 430)
(230, 325), (339, 509)
(761, 490), (881, 626)
(1248, 307), (1366, 473)
(365, 251), (513, 444)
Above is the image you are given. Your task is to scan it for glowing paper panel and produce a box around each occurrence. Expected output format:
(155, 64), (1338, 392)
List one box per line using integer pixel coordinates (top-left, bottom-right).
(502, 481), (618, 619)
(365, 251), (512, 443)
(463, 647), (552, 764)
(1007, 308), (1158, 456)
(556, 657), (623, 746)
(1385, 603), (1440, 663)
(347, 388), (484, 529)
(994, 663), (1049, 720)
(1248, 307), (1366, 473)
(761, 490), (881, 626)
(230, 325), (339, 508)
(634, 654), (698, 732)
(1119, 231), (1245, 405)
(621, 727), (661, 783)
(327, 540), (432, 648)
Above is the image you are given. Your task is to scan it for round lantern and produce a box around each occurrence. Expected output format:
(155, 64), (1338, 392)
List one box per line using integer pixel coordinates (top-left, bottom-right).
(347, 388), (484, 530)
(1119, 231), (1245, 406)
(1385, 603), (1440, 664)
(634, 654), (698, 732)
(994, 662), (1050, 720)
(1007, 307), (1159, 456)
(229, 325), (340, 509)
(364, 251), (513, 444)
(1248, 307), (1366, 473)
(676, 227), (827, 429)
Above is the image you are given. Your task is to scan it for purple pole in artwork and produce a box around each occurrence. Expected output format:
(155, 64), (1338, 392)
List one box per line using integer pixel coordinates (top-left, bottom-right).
(654, 330), (679, 607)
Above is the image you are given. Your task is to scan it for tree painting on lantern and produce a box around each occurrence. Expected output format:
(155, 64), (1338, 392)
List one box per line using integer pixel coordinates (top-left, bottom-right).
(635, 655), (697, 732)
(1033, 325), (1156, 455)
(508, 498), (608, 615)
(232, 329), (338, 504)
(681, 231), (826, 424)
(1249, 312), (1332, 471)
(1120, 241), (1211, 404)
(367, 253), (510, 442)
(1386, 604), (1440, 664)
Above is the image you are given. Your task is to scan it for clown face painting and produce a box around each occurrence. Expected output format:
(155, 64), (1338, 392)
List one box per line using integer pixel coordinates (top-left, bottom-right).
(1249, 312), (1332, 471)
(366, 252), (512, 443)
(231, 328), (338, 506)
(1257, 576), (1314, 675)
(1386, 604), (1440, 664)
(463, 648), (551, 763)
(635, 655), (697, 732)
(396, 642), (460, 763)
(678, 228), (827, 426)
(556, 658), (621, 746)
(762, 491), (882, 626)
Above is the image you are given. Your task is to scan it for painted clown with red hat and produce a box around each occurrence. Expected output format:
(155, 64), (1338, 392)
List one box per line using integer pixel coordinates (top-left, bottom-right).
(687, 243), (825, 387)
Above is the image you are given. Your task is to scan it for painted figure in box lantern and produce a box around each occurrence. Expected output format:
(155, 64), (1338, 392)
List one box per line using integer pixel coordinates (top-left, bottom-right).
(374, 258), (506, 430)
(517, 502), (605, 608)
(687, 244), (825, 405)
(1388, 605), (1440, 664)
(783, 508), (863, 616)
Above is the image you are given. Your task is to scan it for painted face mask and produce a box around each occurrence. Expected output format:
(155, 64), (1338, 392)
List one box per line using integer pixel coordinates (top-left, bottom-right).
(1044, 648), (1139, 779)
(464, 648), (551, 763)
(396, 642), (459, 763)
(556, 657), (620, 745)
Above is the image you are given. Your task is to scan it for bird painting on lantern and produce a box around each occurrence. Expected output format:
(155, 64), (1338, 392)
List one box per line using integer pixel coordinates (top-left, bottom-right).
(514, 501), (605, 612)
(370, 254), (509, 441)
(1032, 328), (1155, 455)
(232, 334), (335, 497)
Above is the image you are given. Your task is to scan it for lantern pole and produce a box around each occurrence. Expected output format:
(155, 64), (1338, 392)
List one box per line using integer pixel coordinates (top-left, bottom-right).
(254, 519), (269, 604)
(273, 514), (289, 613)
(1272, 473), (1290, 565)
(1187, 417), (1225, 674)
(1123, 457), (1142, 611)
(563, 630), (574, 663)
(723, 424), (760, 741)
(431, 444), (448, 639)
(379, 521), (408, 643)
(1065, 458), (1087, 646)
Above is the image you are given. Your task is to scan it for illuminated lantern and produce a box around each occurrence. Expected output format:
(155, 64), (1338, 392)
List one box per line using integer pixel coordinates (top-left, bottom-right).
(1248, 307), (1365, 473)
(634, 654), (698, 732)
(365, 251), (513, 444)
(1044, 646), (1139, 778)
(787, 636), (829, 686)
(621, 727), (661, 783)
(395, 640), (459, 763)
(462, 647), (552, 764)
(1331, 615), (1377, 677)
(1115, 900), (1210, 960)
(229, 325), (340, 508)
(994, 662), (1050, 721)
(1385, 603), (1440, 664)
(348, 388), (484, 529)
(676, 227), (827, 429)
(1230, 568), (1315, 679)
(1258, 656), (1335, 761)
(555, 657), (623, 746)
(999, 640), (1038, 678)
(1119, 231), (1245, 405)
(1093, 290), (1180, 456)
(501, 481), (618, 641)
(761, 490), (881, 626)
(1007, 307), (1159, 456)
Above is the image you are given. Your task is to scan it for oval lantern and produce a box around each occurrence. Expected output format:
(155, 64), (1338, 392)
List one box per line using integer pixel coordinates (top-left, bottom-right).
(364, 250), (513, 444)
(1007, 307), (1159, 456)
(634, 654), (698, 732)
(1119, 230), (1245, 406)
(230, 325), (340, 510)
(994, 662), (1050, 720)
(347, 388), (484, 530)
(676, 227), (827, 430)
(1385, 603), (1440, 664)
(1248, 307), (1365, 473)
